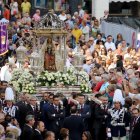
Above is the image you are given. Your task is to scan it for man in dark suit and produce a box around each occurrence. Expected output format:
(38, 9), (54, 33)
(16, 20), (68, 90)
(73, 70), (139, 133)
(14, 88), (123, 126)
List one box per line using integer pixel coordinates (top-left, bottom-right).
(20, 115), (35, 140)
(77, 94), (91, 130)
(88, 94), (102, 138)
(16, 93), (28, 130)
(131, 108), (140, 140)
(40, 93), (49, 121)
(46, 95), (65, 139)
(93, 96), (109, 140)
(42, 93), (54, 129)
(33, 121), (45, 140)
(63, 106), (85, 140)
(26, 96), (40, 121)
(40, 93), (49, 109)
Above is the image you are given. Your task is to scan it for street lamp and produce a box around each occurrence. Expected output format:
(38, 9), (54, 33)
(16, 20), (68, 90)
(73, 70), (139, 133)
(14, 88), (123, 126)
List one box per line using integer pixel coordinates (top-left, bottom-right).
(16, 41), (27, 67)
(72, 43), (85, 85)
(30, 50), (41, 74)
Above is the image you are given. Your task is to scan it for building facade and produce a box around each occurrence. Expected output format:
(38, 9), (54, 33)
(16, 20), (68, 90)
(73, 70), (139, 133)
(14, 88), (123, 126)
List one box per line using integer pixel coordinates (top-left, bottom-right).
(92, 0), (140, 20)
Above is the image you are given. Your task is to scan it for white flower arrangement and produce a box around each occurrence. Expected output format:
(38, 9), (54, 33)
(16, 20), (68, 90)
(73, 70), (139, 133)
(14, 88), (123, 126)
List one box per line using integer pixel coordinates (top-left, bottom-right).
(57, 72), (76, 86)
(80, 83), (92, 93)
(36, 66), (91, 93)
(9, 69), (36, 94)
(37, 71), (58, 87)
(79, 70), (89, 83)
(10, 66), (91, 94)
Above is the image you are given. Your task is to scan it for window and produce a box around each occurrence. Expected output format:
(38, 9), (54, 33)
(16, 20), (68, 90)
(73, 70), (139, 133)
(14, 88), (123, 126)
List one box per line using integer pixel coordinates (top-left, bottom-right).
(34, 0), (48, 9)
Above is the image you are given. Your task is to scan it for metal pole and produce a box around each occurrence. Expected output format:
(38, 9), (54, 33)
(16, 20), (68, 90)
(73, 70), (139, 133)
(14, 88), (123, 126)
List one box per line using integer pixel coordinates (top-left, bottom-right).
(63, 35), (67, 73)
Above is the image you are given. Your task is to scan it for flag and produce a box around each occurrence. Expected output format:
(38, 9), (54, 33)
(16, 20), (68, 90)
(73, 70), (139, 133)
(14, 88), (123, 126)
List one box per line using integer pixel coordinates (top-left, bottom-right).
(0, 23), (8, 56)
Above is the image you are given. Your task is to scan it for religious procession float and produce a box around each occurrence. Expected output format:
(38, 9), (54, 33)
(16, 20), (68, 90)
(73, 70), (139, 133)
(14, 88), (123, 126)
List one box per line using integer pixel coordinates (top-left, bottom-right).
(6, 12), (92, 96)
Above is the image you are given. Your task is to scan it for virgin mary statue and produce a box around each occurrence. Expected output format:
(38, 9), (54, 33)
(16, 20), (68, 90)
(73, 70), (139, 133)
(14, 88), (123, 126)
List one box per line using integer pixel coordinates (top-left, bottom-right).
(41, 38), (56, 71)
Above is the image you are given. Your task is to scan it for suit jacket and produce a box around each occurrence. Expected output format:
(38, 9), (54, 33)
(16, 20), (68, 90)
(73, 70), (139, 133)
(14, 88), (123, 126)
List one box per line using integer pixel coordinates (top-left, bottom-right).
(79, 104), (91, 130)
(42, 102), (51, 129)
(93, 104), (108, 129)
(26, 104), (40, 121)
(40, 100), (48, 111)
(32, 129), (43, 140)
(16, 101), (28, 129)
(132, 116), (140, 140)
(40, 100), (48, 121)
(63, 115), (85, 140)
(46, 104), (65, 133)
(20, 124), (34, 140)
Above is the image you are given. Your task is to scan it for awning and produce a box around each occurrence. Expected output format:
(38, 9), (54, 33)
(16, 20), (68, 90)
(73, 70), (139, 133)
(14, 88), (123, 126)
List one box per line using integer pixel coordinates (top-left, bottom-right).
(109, 0), (140, 2)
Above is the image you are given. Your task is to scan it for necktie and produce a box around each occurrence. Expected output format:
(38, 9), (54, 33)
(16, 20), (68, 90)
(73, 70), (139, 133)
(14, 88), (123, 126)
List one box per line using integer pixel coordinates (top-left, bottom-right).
(133, 117), (137, 126)
(55, 106), (58, 112)
(33, 106), (35, 111)
(81, 105), (84, 112)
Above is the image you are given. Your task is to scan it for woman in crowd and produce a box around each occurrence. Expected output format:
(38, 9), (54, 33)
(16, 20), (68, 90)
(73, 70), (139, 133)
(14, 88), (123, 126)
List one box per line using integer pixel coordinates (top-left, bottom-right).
(10, 0), (18, 16)
(60, 128), (69, 140)
(115, 33), (123, 48)
(32, 9), (40, 22)
(80, 20), (90, 42)
(82, 131), (92, 140)
(91, 19), (100, 38)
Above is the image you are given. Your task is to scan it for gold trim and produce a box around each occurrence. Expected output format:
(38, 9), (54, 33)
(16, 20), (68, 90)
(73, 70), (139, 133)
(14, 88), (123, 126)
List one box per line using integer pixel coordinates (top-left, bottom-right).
(0, 50), (8, 56)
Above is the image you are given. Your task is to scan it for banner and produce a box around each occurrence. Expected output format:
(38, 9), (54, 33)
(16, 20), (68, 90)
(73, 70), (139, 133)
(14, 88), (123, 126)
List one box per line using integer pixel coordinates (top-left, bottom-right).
(0, 23), (8, 56)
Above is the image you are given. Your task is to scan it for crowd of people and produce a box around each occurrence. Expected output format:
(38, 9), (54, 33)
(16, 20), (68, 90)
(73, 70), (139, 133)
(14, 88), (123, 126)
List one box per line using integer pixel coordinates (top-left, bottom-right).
(0, 0), (140, 140)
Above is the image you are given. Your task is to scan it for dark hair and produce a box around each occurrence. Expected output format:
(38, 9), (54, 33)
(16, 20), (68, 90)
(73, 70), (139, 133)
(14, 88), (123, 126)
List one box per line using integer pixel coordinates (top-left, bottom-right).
(70, 106), (77, 114)
(96, 33), (102, 38)
(133, 64), (138, 70)
(5, 114), (12, 123)
(77, 93), (85, 98)
(95, 93), (102, 98)
(92, 50), (99, 58)
(53, 95), (59, 100)
(4, 5), (10, 9)
(108, 48), (113, 52)
(60, 128), (69, 139)
(49, 93), (54, 98)
(107, 35), (112, 38)
(96, 39), (104, 45)
(71, 92), (78, 99)
(117, 55), (123, 61)
(116, 33), (123, 40)
(92, 16), (96, 21)
(83, 131), (92, 140)
(101, 48), (107, 55)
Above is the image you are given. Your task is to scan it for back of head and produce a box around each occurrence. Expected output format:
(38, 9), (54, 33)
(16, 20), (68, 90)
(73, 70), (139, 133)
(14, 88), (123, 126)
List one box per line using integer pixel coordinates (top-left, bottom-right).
(5, 131), (17, 140)
(70, 105), (77, 114)
(45, 131), (55, 140)
(60, 128), (69, 139)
